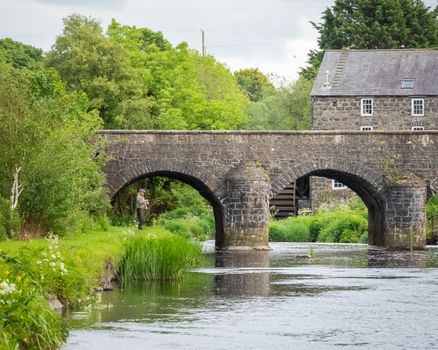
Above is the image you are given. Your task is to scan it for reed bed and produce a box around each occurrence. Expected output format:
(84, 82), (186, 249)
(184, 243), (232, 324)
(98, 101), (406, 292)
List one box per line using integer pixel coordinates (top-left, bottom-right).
(119, 228), (201, 282)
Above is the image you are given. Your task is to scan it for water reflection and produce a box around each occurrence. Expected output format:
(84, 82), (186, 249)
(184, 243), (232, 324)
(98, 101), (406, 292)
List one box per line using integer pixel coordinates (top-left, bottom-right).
(64, 243), (438, 350)
(366, 249), (429, 268)
(214, 251), (270, 297)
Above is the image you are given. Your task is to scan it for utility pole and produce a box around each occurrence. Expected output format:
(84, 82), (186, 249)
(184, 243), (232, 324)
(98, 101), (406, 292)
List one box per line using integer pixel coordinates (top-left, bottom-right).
(201, 29), (206, 56)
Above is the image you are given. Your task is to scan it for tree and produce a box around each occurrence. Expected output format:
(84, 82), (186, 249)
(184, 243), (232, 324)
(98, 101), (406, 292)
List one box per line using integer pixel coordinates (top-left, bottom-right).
(301, 0), (438, 79)
(0, 38), (43, 70)
(234, 68), (274, 102)
(108, 20), (249, 130)
(46, 15), (153, 129)
(0, 63), (107, 236)
(243, 76), (312, 130)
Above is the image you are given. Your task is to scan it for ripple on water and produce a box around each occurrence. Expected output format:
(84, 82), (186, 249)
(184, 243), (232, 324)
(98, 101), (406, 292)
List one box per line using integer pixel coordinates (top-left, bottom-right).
(64, 242), (438, 350)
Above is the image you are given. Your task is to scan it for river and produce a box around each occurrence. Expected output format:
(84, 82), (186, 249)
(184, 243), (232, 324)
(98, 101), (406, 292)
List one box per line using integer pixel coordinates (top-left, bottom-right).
(64, 242), (438, 349)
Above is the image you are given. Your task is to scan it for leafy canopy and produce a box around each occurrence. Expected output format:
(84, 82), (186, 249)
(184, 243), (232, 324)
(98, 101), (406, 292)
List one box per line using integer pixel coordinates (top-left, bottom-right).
(0, 62), (107, 235)
(301, 0), (438, 79)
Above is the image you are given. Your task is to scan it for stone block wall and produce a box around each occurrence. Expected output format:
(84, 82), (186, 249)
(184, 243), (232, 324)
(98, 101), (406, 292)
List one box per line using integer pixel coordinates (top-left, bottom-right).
(312, 96), (438, 130)
(223, 162), (270, 250)
(384, 177), (428, 249)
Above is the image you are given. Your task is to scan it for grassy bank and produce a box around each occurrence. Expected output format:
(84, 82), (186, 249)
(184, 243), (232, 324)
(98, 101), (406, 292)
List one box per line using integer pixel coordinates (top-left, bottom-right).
(0, 226), (200, 350)
(269, 199), (368, 243)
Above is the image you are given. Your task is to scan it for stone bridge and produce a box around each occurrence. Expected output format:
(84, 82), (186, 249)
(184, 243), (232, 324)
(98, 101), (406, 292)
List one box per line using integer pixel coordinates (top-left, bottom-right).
(98, 130), (438, 250)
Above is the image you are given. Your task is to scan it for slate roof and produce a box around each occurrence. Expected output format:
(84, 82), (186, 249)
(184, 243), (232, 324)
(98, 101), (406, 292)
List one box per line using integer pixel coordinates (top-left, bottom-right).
(311, 49), (438, 96)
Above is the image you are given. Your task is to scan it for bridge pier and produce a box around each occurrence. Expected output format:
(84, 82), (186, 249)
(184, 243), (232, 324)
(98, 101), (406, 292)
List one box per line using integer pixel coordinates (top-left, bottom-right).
(384, 177), (427, 249)
(219, 162), (270, 250)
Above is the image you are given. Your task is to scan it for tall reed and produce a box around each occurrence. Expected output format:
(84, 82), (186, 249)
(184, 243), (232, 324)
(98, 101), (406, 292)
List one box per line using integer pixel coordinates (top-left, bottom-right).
(119, 229), (201, 282)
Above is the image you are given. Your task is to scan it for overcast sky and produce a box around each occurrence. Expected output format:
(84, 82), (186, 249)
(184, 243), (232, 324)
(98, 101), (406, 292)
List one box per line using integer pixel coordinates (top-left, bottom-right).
(0, 0), (436, 82)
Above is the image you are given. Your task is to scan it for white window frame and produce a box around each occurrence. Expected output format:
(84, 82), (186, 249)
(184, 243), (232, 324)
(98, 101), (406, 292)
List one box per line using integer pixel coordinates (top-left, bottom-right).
(361, 98), (373, 116)
(411, 98), (424, 117)
(360, 126), (374, 131)
(411, 126), (424, 131)
(332, 180), (347, 190)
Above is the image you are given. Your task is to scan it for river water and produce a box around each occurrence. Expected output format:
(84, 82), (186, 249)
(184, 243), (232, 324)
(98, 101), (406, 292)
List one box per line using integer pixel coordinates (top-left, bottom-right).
(64, 242), (438, 349)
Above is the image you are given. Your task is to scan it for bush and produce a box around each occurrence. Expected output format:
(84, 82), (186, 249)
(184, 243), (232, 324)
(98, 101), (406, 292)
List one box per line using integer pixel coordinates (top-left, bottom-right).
(0, 252), (68, 349)
(318, 214), (367, 243)
(119, 229), (201, 282)
(269, 197), (369, 243)
(110, 213), (137, 227)
(162, 218), (192, 239)
(159, 214), (214, 241)
(269, 218), (311, 242)
(0, 197), (21, 240)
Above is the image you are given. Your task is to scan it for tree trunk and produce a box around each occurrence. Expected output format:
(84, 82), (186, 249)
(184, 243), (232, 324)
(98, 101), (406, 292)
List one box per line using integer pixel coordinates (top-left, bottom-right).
(10, 165), (23, 210)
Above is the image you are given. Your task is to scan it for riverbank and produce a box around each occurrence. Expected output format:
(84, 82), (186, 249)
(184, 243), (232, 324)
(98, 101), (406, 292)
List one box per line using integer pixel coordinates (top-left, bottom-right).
(0, 226), (200, 350)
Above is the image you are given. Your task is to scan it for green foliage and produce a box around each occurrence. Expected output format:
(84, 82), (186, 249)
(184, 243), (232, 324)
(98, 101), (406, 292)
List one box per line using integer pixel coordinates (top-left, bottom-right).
(0, 197), (21, 240)
(301, 0), (438, 79)
(243, 75), (312, 130)
(160, 215), (214, 241)
(0, 38), (43, 70)
(269, 198), (368, 243)
(426, 194), (438, 240)
(0, 63), (108, 236)
(269, 220), (311, 242)
(46, 15), (152, 129)
(318, 214), (367, 243)
(427, 194), (438, 219)
(119, 228), (201, 282)
(0, 226), (129, 349)
(379, 155), (403, 185)
(111, 177), (215, 241)
(0, 252), (68, 350)
(234, 68), (274, 102)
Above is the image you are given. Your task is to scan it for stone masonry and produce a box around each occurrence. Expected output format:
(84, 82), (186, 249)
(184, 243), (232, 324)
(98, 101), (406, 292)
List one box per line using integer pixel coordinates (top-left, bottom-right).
(312, 96), (438, 131)
(98, 130), (438, 250)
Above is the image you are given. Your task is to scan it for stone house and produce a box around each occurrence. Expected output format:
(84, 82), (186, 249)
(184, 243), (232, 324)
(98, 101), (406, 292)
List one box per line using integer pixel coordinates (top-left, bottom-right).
(310, 49), (438, 209)
(311, 49), (438, 131)
(271, 49), (438, 216)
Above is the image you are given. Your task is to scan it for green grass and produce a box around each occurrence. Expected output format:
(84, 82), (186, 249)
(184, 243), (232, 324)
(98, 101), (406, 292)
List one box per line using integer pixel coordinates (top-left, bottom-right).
(0, 225), (201, 349)
(119, 227), (201, 282)
(269, 198), (368, 243)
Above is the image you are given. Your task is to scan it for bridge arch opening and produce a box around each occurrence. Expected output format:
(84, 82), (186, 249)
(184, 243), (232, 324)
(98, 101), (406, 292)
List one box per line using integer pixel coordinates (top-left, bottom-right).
(272, 169), (386, 246)
(110, 171), (224, 244)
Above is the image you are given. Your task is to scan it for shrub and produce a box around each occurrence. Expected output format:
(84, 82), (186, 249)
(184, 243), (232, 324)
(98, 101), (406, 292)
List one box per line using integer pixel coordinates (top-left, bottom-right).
(318, 214), (367, 243)
(110, 213), (137, 227)
(269, 196), (369, 243)
(160, 215), (214, 241)
(0, 197), (21, 240)
(162, 219), (192, 239)
(0, 252), (68, 349)
(119, 229), (201, 282)
(269, 218), (311, 242)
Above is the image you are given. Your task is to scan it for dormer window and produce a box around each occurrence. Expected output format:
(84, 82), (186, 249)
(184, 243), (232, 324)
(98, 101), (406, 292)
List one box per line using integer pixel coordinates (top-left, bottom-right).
(402, 79), (414, 89)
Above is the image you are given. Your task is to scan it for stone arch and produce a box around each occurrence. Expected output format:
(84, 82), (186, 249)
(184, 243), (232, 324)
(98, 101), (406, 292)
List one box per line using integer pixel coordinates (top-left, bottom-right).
(272, 159), (387, 246)
(106, 159), (225, 243)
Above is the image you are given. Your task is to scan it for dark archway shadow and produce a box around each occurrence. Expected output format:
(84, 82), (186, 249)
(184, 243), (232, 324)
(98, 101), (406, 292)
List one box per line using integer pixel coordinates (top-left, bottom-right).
(298, 169), (386, 246)
(111, 170), (224, 246)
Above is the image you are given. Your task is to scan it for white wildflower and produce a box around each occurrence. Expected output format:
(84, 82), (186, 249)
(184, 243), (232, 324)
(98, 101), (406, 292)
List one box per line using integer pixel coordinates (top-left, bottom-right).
(0, 280), (16, 295)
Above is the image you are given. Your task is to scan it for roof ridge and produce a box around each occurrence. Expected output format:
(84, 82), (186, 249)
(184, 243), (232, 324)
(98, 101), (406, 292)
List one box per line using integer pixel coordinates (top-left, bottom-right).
(325, 48), (438, 52)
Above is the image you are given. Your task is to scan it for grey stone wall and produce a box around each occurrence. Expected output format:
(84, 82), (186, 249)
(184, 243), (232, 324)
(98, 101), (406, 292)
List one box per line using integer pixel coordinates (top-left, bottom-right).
(223, 162), (270, 250)
(312, 96), (438, 130)
(384, 176), (428, 249)
(98, 130), (438, 250)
